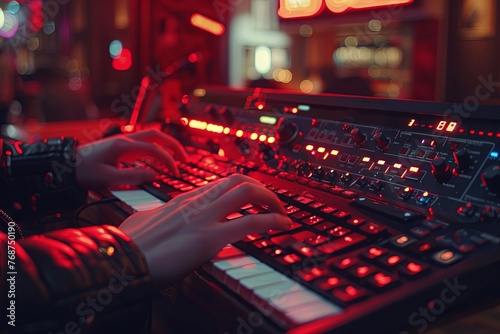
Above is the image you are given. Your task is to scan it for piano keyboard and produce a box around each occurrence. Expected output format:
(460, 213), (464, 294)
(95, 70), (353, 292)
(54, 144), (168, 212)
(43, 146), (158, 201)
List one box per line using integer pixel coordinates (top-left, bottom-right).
(110, 187), (343, 329)
(203, 244), (343, 329)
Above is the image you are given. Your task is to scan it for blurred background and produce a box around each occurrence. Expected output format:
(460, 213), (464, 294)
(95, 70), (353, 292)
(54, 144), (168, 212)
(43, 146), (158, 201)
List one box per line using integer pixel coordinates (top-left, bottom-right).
(0, 0), (499, 130)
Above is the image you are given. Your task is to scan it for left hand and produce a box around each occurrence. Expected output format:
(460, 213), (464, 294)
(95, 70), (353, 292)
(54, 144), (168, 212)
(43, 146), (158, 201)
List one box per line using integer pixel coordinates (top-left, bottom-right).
(75, 129), (189, 189)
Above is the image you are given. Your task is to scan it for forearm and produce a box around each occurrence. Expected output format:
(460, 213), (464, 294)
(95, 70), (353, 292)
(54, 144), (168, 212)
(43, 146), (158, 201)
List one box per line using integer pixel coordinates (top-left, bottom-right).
(0, 225), (153, 333)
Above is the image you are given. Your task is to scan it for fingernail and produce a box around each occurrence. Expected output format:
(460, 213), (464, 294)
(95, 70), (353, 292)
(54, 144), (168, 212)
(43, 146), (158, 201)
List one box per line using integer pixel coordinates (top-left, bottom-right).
(284, 217), (293, 229)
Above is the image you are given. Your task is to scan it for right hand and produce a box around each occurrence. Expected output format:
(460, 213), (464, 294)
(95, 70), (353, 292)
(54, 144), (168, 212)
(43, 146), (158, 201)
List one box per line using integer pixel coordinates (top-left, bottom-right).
(119, 174), (292, 289)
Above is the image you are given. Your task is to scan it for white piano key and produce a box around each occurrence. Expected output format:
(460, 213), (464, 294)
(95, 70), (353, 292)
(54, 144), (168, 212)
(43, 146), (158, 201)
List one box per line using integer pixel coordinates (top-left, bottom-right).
(269, 289), (319, 311)
(111, 190), (165, 211)
(212, 256), (258, 281)
(224, 263), (274, 291)
(238, 272), (293, 300)
(284, 299), (342, 327)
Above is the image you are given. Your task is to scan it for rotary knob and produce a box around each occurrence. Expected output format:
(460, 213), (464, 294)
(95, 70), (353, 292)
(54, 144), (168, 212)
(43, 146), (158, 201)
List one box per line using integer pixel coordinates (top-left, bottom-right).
(373, 131), (390, 150)
(481, 165), (500, 195)
(204, 104), (219, 119)
(313, 166), (327, 181)
(235, 138), (251, 156)
(219, 106), (235, 124)
(431, 157), (453, 183)
(277, 118), (299, 146)
(297, 161), (313, 178)
(350, 128), (366, 146)
(259, 144), (279, 162)
(453, 149), (472, 171)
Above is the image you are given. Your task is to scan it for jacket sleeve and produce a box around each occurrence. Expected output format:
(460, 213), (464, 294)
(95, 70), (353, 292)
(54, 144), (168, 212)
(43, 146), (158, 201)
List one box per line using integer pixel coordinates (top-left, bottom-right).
(0, 137), (88, 221)
(0, 225), (153, 334)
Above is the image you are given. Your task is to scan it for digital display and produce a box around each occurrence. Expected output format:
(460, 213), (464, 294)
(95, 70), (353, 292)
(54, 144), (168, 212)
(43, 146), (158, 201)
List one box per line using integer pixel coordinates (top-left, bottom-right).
(436, 121), (447, 131)
(437, 121), (457, 132)
(408, 119), (458, 132)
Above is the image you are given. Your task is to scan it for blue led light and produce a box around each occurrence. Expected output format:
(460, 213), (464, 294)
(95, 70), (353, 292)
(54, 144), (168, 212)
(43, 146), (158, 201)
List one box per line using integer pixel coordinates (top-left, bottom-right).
(491, 151), (499, 159)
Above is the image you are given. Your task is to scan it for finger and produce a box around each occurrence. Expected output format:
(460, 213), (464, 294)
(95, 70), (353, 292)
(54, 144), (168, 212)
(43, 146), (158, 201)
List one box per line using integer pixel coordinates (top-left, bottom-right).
(127, 130), (189, 162)
(118, 140), (180, 177)
(205, 182), (287, 221)
(212, 213), (292, 244)
(173, 173), (263, 203)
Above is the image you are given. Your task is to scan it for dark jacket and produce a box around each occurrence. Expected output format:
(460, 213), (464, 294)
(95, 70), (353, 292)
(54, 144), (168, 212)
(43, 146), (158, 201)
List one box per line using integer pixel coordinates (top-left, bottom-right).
(0, 138), (153, 333)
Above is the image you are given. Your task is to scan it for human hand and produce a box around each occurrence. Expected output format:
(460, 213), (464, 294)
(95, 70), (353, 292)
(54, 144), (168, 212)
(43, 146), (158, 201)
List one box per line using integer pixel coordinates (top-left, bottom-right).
(76, 129), (189, 189)
(119, 174), (292, 289)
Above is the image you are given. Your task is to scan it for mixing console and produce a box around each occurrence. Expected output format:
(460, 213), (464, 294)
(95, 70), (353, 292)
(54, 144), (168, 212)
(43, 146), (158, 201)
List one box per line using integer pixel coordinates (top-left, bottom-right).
(110, 87), (500, 333)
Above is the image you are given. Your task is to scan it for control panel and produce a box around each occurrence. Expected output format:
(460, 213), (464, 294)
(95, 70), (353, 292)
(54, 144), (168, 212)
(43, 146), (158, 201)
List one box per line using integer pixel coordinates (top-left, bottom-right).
(168, 87), (500, 227)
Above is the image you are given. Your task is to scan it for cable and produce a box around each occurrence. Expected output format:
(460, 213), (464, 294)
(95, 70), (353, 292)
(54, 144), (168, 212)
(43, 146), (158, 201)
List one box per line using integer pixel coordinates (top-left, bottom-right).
(0, 209), (24, 240)
(74, 197), (120, 227)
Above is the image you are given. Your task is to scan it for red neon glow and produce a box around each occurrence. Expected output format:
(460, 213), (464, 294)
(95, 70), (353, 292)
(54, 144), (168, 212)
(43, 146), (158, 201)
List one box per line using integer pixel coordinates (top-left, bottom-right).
(374, 273), (392, 286)
(13, 141), (23, 155)
(369, 247), (383, 257)
(112, 48), (132, 71)
(278, 0), (413, 18)
(255, 101), (265, 110)
(127, 76), (149, 129)
(190, 13), (225, 36)
(278, 0), (324, 19)
(407, 262), (422, 273)
(387, 255), (400, 265)
(121, 124), (135, 133)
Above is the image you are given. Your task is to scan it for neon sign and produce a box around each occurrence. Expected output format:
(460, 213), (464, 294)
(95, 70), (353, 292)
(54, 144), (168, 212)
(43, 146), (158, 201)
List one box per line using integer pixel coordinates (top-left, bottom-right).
(278, 0), (413, 19)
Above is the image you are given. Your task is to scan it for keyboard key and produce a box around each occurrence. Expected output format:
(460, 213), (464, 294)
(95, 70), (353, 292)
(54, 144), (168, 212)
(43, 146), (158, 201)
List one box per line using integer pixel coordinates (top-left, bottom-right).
(303, 215), (324, 226)
(366, 272), (399, 289)
(377, 254), (406, 268)
(329, 256), (358, 270)
(432, 249), (462, 265)
(349, 264), (376, 279)
(318, 233), (367, 255)
(398, 261), (429, 278)
(391, 234), (416, 247)
(360, 246), (388, 260)
(360, 222), (387, 237)
(296, 267), (332, 282)
(321, 206), (338, 214)
(332, 285), (368, 304)
(314, 221), (336, 232)
(351, 197), (424, 223)
(284, 205), (300, 215)
(346, 218), (366, 227)
(224, 263), (274, 290)
(315, 275), (347, 291)
(327, 226), (351, 237)
(293, 211), (311, 220)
